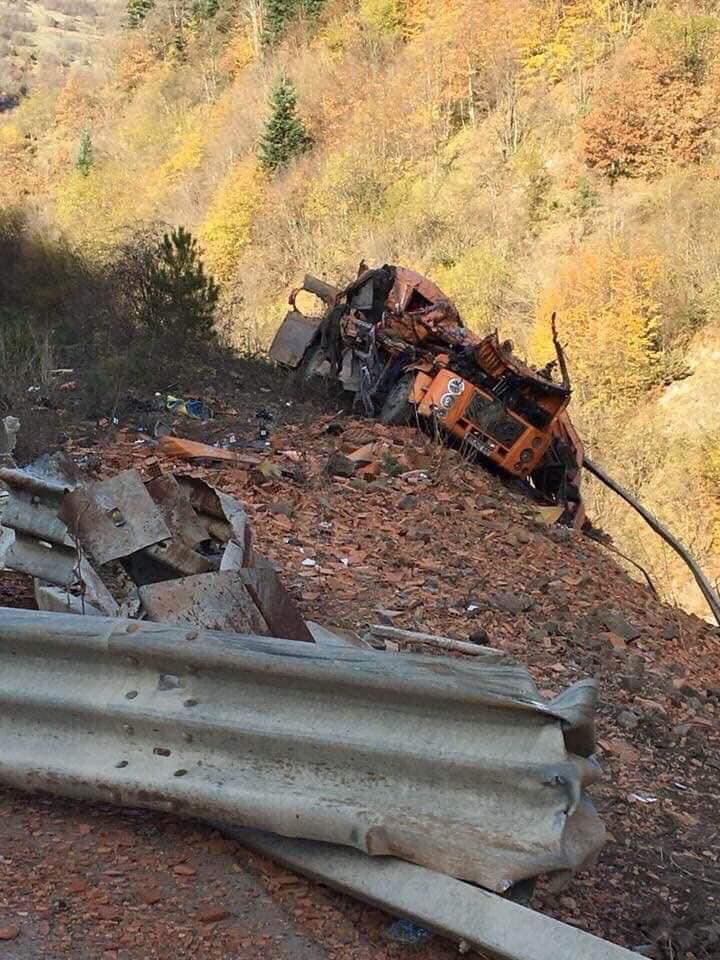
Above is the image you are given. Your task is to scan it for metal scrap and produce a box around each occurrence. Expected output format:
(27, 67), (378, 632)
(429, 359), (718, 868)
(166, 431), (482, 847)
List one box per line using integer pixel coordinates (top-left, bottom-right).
(231, 830), (642, 960)
(58, 469), (172, 566)
(0, 461), (313, 642)
(0, 416), (20, 465)
(0, 608), (606, 893)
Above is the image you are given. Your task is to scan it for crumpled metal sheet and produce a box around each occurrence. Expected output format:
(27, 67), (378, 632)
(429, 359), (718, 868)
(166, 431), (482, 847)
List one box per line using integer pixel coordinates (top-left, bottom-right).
(139, 571), (270, 634)
(0, 609), (605, 892)
(58, 470), (172, 566)
(268, 310), (323, 368)
(238, 559), (314, 643)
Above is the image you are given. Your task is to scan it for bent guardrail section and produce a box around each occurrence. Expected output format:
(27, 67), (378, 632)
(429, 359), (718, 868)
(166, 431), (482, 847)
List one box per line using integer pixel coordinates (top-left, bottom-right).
(0, 608), (604, 893)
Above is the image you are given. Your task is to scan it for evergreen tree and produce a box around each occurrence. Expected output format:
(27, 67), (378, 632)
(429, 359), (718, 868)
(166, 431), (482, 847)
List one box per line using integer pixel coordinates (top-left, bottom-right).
(192, 0), (220, 17)
(262, 0), (324, 45)
(258, 76), (312, 174)
(127, 0), (154, 28)
(262, 0), (296, 44)
(136, 227), (220, 341)
(76, 130), (94, 177)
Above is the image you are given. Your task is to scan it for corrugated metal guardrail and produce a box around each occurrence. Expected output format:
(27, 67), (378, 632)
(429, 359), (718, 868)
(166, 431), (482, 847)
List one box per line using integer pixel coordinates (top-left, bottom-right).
(0, 608), (604, 893)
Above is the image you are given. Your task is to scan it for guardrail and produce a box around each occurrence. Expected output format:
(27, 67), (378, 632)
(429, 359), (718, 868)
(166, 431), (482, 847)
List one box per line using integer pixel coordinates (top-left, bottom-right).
(0, 608), (604, 894)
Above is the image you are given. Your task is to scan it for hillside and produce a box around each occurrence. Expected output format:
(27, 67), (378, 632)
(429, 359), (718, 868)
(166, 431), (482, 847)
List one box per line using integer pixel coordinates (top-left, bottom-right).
(0, 0), (124, 104)
(1, 0), (720, 614)
(1, 380), (720, 958)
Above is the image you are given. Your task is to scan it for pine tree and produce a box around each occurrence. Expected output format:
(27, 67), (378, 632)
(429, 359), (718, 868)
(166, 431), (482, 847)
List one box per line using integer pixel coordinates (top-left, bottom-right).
(262, 0), (324, 45)
(136, 227), (220, 341)
(76, 130), (94, 177)
(258, 76), (312, 174)
(262, 0), (296, 44)
(127, 0), (154, 28)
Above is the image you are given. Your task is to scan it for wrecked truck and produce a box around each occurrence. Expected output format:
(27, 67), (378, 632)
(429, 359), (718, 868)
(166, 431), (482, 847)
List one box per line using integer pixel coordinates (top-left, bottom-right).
(270, 264), (586, 528)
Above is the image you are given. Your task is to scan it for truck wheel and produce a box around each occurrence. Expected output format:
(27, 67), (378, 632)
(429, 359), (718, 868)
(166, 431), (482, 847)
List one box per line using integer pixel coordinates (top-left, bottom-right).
(379, 374), (415, 426)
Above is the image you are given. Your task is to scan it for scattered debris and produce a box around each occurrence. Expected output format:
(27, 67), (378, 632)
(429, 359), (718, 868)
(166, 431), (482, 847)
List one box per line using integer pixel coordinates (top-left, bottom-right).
(384, 919), (432, 945)
(0, 461), (311, 642)
(270, 264), (586, 528)
(157, 393), (214, 421)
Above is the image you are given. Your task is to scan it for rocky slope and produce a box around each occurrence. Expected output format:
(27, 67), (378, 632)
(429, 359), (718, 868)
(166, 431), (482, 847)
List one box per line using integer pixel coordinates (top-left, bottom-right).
(1, 377), (719, 958)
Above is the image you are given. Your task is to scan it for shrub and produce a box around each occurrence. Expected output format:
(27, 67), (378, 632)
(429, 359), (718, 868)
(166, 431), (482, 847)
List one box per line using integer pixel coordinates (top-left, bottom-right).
(129, 226), (220, 342)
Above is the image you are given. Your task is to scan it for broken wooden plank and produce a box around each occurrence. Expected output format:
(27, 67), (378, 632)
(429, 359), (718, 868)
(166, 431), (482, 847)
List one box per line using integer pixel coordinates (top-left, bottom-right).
(157, 436), (261, 467)
(370, 625), (507, 659)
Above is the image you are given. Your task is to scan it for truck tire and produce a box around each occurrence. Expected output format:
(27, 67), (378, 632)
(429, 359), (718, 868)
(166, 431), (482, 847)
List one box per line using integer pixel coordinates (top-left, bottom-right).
(379, 374), (415, 426)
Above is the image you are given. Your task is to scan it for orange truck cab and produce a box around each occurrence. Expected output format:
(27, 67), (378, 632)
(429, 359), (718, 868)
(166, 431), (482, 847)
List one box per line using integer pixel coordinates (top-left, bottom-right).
(269, 263), (586, 528)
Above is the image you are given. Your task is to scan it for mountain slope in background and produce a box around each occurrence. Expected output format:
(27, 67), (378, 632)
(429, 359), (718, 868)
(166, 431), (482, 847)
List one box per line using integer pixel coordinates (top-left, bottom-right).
(2, 0), (720, 616)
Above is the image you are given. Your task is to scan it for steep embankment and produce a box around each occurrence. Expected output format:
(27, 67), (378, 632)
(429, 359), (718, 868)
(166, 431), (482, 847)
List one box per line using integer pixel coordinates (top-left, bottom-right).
(2, 0), (720, 612)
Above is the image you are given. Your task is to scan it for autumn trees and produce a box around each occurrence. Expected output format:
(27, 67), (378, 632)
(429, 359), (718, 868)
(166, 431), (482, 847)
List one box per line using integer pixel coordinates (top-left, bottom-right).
(583, 11), (720, 179)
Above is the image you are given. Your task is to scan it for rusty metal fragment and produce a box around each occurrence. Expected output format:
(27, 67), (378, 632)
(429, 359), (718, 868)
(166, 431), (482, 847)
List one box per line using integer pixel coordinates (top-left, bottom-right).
(268, 310), (323, 368)
(238, 558), (313, 643)
(59, 470), (171, 566)
(139, 571), (270, 634)
(145, 474), (209, 548)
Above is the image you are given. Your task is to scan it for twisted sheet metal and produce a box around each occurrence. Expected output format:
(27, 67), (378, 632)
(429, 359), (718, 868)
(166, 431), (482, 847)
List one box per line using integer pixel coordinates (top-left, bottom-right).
(0, 608), (605, 892)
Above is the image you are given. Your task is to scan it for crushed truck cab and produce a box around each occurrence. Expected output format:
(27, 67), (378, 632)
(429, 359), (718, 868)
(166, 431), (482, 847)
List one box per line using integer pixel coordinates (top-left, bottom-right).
(270, 262), (585, 528)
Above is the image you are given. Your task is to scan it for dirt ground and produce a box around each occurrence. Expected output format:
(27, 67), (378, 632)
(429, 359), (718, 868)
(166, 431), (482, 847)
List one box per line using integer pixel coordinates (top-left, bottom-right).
(1, 371), (719, 959)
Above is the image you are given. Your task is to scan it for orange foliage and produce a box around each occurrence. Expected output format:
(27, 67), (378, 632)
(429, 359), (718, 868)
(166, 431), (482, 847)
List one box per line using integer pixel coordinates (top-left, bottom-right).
(54, 72), (101, 136)
(113, 38), (159, 96)
(582, 40), (720, 179)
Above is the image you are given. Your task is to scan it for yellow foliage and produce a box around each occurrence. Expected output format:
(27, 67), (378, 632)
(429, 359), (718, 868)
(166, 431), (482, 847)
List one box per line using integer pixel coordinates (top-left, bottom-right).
(219, 29), (255, 75)
(304, 148), (396, 226)
(317, 11), (359, 55)
(54, 166), (141, 256)
(0, 124), (23, 151)
(432, 244), (509, 333)
(157, 121), (207, 184)
(701, 437), (720, 549)
(358, 0), (402, 35)
(199, 160), (263, 281)
(520, 0), (609, 82)
(532, 244), (666, 409)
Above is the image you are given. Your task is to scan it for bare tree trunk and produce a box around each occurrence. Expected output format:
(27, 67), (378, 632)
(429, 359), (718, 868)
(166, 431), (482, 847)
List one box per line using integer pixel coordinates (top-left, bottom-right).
(584, 456), (720, 626)
(243, 0), (263, 58)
